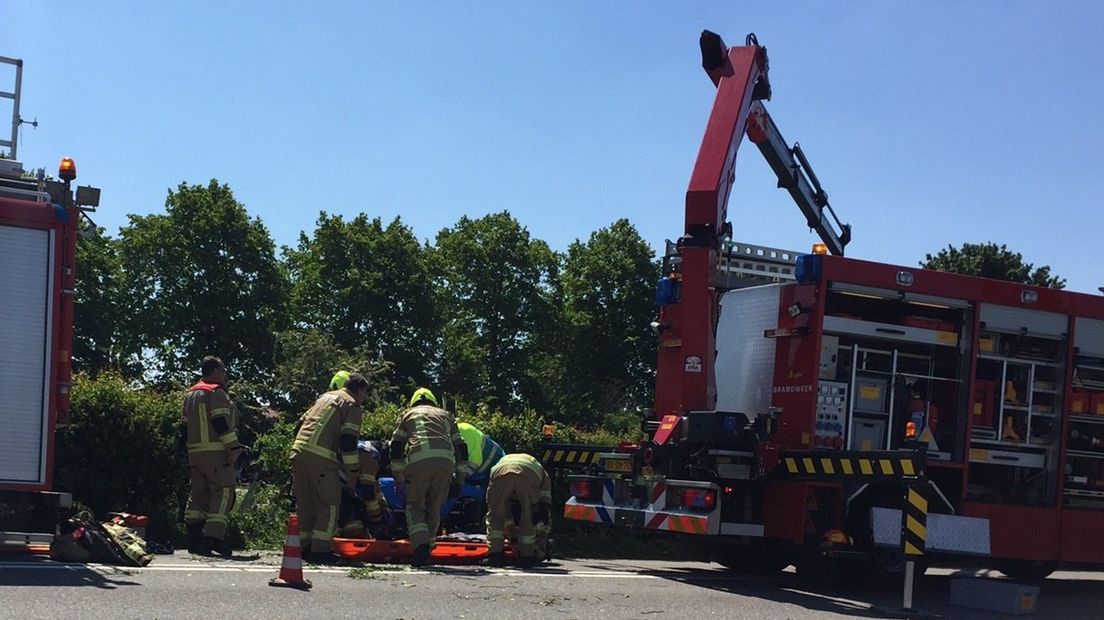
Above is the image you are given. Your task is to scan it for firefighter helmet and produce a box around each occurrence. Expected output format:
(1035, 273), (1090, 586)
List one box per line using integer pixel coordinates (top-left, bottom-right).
(409, 387), (437, 407)
(330, 370), (351, 391)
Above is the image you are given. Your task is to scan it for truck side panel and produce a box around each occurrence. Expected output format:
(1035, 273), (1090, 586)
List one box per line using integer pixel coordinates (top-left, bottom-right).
(0, 196), (64, 493)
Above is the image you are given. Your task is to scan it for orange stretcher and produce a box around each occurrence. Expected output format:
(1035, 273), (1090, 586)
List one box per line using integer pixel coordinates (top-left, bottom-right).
(332, 537), (515, 564)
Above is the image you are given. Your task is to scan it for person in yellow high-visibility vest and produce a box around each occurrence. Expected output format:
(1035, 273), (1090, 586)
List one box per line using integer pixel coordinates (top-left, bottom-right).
(457, 421), (505, 486)
(291, 372), (369, 562)
(182, 356), (243, 557)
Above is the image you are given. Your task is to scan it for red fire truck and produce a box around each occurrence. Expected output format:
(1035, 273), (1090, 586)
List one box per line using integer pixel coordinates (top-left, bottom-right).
(0, 56), (98, 547)
(555, 31), (1104, 580)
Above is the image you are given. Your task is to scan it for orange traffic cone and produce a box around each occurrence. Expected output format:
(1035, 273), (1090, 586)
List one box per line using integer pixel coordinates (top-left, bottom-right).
(268, 514), (312, 590)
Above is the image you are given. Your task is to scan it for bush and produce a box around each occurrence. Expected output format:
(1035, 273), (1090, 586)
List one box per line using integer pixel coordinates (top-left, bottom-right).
(250, 420), (296, 489)
(58, 374), (185, 540)
(228, 482), (292, 550)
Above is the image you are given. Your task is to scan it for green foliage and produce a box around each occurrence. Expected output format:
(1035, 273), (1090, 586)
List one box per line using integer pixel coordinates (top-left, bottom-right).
(266, 328), (397, 415)
(460, 408), (548, 455)
(117, 180), (288, 384)
(250, 420), (297, 489)
(554, 219), (659, 424)
(921, 242), (1065, 289)
(73, 227), (128, 377)
(285, 214), (437, 387)
(227, 483), (292, 550)
(361, 402), (404, 442)
(431, 212), (558, 412)
(57, 374), (183, 539)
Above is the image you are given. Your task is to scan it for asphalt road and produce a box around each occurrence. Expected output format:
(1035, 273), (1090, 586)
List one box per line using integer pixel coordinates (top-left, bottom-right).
(2, 552), (1101, 619)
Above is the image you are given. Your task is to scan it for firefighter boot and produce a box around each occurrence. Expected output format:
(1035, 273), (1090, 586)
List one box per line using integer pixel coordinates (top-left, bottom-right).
(186, 523), (209, 555)
(515, 555), (540, 569)
(481, 552), (508, 567)
(411, 544), (431, 567)
(204, 536), (233, 558)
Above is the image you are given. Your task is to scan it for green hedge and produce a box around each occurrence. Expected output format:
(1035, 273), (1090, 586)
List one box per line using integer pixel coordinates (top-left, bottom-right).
(57, 374), (184, 540)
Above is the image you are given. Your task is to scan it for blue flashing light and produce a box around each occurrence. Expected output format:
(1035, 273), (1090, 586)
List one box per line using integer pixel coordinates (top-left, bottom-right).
(795, 254), (822, 283)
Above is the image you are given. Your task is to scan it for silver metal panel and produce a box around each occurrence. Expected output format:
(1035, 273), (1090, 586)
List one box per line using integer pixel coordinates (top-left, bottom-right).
(716, 284), (781, 415)
(0, 225), (52, 485)
(872, 507), (991, 555)
(824, 315), (958, 347)
(1075, 318), (1104, 357)
(980, 304), (1068, 339)
(720, 522), (765, 537)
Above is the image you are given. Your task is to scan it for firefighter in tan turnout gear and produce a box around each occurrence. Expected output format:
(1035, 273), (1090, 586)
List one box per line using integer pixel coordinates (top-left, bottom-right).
(483, 453), (552, 568)
(183, 356), (242, 557)
(390, 388), (468, 567)
(291, 372), (369, 562)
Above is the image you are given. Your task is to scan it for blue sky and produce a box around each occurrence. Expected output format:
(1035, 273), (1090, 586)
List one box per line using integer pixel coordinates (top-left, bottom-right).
(4, 2), (1103, 293)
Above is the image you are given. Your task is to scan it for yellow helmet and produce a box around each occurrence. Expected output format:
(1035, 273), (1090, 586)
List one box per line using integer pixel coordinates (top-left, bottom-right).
(409, 387), (437, 407)
(330, 370), (351, 391)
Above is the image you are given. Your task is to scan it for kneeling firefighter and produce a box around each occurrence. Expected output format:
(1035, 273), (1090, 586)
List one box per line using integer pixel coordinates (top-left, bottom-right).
(483, 453), (552, 568)
(340, 439), (394, 540)
(390, 387), (468, 567)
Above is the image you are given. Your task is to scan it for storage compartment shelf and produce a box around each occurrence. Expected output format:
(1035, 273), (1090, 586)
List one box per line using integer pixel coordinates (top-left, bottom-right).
(1067, 450), (1104, 460)
(969, 444), (1046, 469)
(1064, 488), (1104, 498)
(825, 315), (958, 347)
(1070, 415), (1104, 425)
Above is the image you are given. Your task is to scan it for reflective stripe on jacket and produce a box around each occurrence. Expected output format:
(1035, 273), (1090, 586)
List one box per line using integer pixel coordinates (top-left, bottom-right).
(183, 381), (239, 464)
(391, 404), (467, 477)
(490, 453), (551, 504)
(291, 390), (363, 475)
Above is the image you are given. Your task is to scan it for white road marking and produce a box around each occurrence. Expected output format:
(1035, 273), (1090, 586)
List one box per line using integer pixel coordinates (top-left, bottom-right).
(2, 561), (772, 581)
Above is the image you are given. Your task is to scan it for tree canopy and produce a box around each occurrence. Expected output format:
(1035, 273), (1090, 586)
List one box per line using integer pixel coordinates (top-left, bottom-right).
(72, 181), (666, 424)
(921, 242), (1065, 289)
(117, 180), (288, 384)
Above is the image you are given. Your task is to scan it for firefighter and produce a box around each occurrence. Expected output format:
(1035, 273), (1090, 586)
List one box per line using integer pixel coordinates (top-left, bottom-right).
(390, 388), (468, 567)
(483, 453), (552, 568)
(457, 421), (505, 487)
(182, 355), (243, 557)
(340, 439), (394, 540)
(291, 372), (369, 562)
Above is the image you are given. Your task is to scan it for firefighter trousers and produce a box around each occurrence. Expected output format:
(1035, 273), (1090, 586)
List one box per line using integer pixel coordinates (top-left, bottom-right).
(185, 460), (236, 541)
(403, 458), (453, 549)
(291, 457), (342, 554)
(486, 472), (545, 558)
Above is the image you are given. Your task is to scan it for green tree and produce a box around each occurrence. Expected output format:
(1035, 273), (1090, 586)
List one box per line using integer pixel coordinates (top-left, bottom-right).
(266, 327), (397, 415)
(117, 180), (288, 384)
(431, 212), (557, 412)
(556, 219), (659, 423)
(73, 227), (128, 377)
(921, 242), (1065, 289)
(285, 213), (436, 387)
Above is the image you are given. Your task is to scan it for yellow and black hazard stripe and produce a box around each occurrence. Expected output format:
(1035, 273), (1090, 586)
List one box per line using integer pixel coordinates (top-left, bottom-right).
(774, 449), (925, 482)
(902, 483), (928, 556)
(539, 444), (617, 470)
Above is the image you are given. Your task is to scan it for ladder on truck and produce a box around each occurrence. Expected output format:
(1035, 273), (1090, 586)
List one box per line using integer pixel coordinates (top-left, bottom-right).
(1, 55), (25, 160)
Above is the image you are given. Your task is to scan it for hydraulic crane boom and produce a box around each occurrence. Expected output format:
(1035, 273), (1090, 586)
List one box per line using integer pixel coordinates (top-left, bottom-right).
(655, 31), (851, 417)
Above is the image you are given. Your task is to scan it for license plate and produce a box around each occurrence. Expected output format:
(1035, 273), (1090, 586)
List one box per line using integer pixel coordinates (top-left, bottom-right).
(603, 458), (632, 473)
